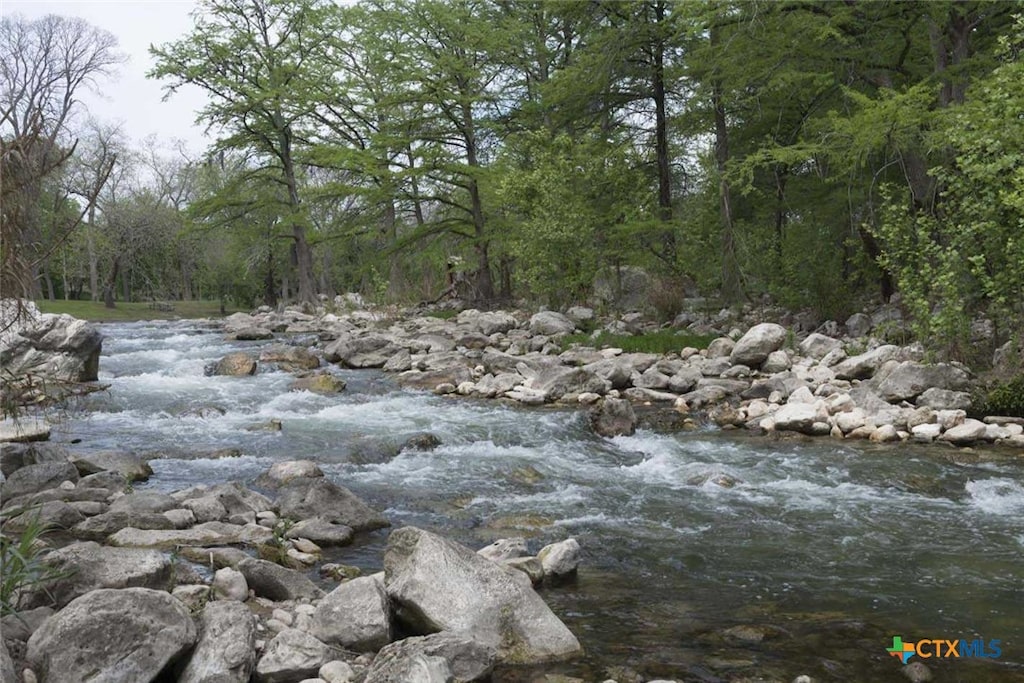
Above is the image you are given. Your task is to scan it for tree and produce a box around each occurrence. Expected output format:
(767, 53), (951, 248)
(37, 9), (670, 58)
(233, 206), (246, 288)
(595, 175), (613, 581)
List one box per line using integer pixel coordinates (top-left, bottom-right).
(150, 0), (335, 305)
(0, 14), (122, 299)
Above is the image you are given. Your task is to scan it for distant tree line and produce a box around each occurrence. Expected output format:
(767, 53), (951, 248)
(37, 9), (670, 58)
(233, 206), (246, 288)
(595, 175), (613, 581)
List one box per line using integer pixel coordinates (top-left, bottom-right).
(2, 1), (1022, 351)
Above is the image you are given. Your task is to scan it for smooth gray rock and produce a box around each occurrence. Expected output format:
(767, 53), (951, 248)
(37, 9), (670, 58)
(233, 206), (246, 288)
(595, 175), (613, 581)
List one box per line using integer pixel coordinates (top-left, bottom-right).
(0, 442), (69, 477)
(477, 537), (528, 563)
(0, 606), (53, 642)
(26, 588), (197, 683)
(259, 344), (319, 371)
(324, 335), (398, 368)
(277, 478), (389, 532)
(212, 567), (249, 601)
(772, 403), (821, 435)
(528, 311), (575, 336)
(729, 323), (787, 367)
(108, 521), (272, 549)
(537, 538), (581, 579)
(237, 557), (324, 602)
(0, 460), (79, 501)
(798, 333), (843, 360)
(384, 526), (581, 664)
(109, 491), (179, 515)
(363, 632), (496, 683)
(3, 500), (84, 534)
(255, 629), (333, 683)
(588, 397), (637, 437)
(68, 450), (152, 482)
(532, 366), (609, 401)
(939, 418), (989, 446)
(178, 601), (256, 683)
(916, 387), (973, 411)
(212, 352), (257, 376)
(77, 470), (128, 492)
(259, 459), (324, 488)
(832, 345), (900, 380)
(312, 575), (392, 651)
(33, 541), (171, 608)
(875, 361), (970, 403)
(71, 510), (176, 541)
(284, 517), (354, 546)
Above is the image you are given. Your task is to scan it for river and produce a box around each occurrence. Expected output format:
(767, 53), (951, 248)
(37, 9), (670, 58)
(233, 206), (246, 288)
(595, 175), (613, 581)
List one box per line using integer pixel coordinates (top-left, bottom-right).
(53, 320), (1024, 682)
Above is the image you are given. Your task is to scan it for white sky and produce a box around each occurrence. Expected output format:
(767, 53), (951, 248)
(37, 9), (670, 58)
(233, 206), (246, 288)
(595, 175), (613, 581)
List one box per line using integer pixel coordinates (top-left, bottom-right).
(0, 0), (213, 154)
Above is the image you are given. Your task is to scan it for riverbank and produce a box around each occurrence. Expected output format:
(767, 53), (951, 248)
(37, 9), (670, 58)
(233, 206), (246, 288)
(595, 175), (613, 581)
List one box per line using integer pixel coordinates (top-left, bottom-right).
(34, 299), (242, 322)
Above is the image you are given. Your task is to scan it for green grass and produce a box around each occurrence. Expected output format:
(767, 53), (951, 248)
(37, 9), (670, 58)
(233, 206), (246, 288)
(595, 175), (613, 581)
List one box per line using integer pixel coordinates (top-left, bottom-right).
(424, 308), (459, 320)
(34, 299), (242, 322)
(559, 329), (715, 354)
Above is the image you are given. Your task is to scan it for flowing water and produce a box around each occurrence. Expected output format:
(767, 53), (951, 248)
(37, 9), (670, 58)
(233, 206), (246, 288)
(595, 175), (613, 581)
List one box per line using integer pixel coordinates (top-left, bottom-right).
(52, 320), (1024, 682)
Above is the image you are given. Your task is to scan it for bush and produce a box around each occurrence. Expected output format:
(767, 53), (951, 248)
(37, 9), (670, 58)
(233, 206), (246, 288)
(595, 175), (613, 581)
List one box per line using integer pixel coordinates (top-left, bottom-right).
(978, 376), (1024, 418)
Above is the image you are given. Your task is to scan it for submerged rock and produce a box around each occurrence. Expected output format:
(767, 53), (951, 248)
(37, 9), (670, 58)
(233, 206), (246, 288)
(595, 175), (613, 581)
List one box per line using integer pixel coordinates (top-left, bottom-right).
(210, 352), (258, 376)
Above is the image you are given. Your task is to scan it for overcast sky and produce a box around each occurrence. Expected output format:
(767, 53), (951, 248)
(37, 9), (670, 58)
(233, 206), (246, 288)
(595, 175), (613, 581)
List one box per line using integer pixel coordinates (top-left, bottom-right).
(1, 0), (213, 154)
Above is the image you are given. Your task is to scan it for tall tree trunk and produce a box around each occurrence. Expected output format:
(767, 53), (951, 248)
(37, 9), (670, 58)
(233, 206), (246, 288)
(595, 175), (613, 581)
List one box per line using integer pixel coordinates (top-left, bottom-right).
(652, 0), (675, 263)
(42, 263), (55, 300)
(279, 122), (316, 304)
(121, 266), (130, 303)
(87, 207), (99, 301)
(103, 257), (119, 308)
(713, 74), (742, 304)
(461, 103), (494, 301)
(263, 250), (278, 308)
(773, 165), (788, 259)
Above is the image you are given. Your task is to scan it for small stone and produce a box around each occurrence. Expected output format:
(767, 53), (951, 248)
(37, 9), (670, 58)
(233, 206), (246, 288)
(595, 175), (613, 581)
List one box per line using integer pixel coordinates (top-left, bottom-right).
(320, 660), (355, 683)
(213, 567), (249, 602)
(902, 661), (933, 683)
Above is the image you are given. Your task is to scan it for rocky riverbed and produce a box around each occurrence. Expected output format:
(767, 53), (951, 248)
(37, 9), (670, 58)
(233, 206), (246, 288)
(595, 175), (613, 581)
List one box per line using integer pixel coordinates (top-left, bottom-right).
(2, 299), (1024, 683)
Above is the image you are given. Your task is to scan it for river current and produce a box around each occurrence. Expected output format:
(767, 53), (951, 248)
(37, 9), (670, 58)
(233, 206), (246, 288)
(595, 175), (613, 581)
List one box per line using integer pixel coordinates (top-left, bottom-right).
(53, 320), (1024, 682)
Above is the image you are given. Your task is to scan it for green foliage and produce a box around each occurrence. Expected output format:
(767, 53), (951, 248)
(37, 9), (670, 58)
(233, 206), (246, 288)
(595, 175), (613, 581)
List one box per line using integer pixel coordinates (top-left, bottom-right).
(0, 509), (69, 617)
(559, 330), (714, 355)
(978, 376), (1024, 418)
(495, 131), (650, 305)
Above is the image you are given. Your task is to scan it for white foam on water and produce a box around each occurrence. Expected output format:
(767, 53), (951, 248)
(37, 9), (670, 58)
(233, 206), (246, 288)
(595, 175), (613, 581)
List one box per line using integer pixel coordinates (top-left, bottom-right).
(965, 478), (1024, 515)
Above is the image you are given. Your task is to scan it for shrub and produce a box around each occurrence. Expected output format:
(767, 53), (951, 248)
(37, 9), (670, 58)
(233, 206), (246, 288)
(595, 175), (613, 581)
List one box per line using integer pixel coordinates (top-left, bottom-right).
(978, 376), (1024, 418)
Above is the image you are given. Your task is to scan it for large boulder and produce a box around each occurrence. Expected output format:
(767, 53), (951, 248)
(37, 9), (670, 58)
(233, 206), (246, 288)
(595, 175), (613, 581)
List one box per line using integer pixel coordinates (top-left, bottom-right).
(32, 542), (171, 608)
(26, 588), (197, 683)
(384, 526), (582, 664)
(589, 397), (637, 437)
(324, 335), (399, 368)
(528, 311), (575, 336)
(1, 307), (103, 383)
(259, 344), (320, 371)
(284, 517), (354, 546)
(211, 352), (257, 376)
(0, 418), (51, 443)
(531, 366), (609, 401)
(277, 477), (389, 532)
(178, 601), (256, 683)
(255, 629), (333, 683)
(107, 521), (272, 549)
(71, 510), (176, 541)
(68, 450), (152, 482)
(772, 403), (826, 435)
(537, 538), (581, 579)
(459, 310), (517, 336)
(0, 442), (69, 477)
(363, 632), (497, 683)
(798, 333), (843, 360)
(874, 361), (971, 403)
(832, 345), (901, 380)
(0, 460), (79, 501)
(311, 575), (392, 651)
(729, 323), (788, 368)
(916, 387), (972, 411)
(237, 557), (324, 602)
(3, 500), (84, 534)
